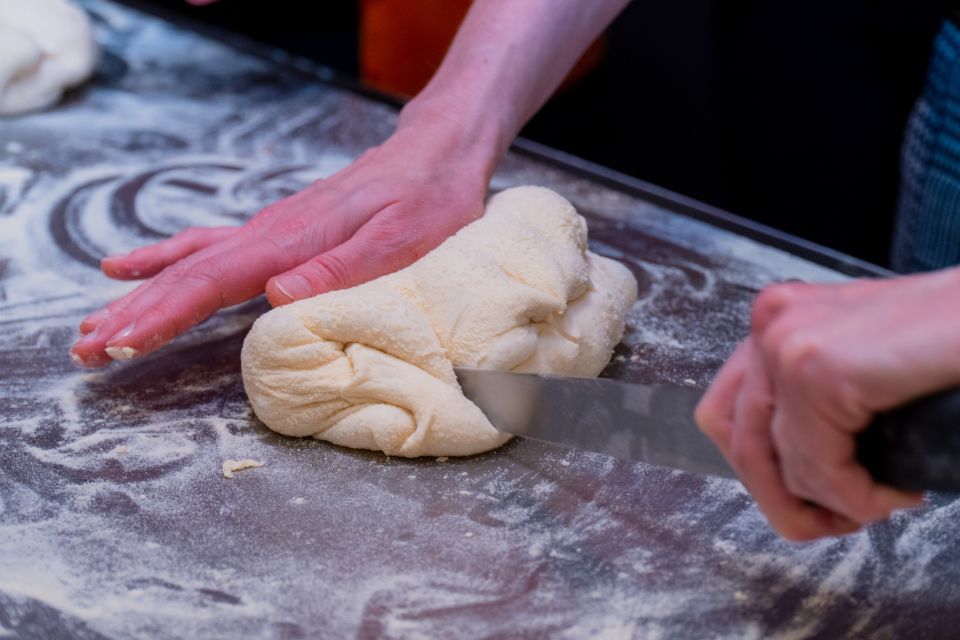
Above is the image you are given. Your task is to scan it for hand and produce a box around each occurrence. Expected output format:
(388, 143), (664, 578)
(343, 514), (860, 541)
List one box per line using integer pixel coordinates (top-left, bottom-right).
(694, 269), (960, 540)
(71, 108), (498, 367)
(73, 0), (633, 367)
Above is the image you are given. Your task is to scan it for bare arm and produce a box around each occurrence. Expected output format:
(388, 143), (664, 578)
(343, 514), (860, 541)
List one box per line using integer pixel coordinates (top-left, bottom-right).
(407, 0), (632, 155)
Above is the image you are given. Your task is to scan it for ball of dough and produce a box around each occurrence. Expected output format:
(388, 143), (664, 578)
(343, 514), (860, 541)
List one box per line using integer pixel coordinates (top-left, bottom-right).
(241, 186), (639, 457)
(0, 0), (98, 116)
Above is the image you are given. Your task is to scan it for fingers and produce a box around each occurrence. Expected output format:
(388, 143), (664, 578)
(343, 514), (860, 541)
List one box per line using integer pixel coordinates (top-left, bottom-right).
(80, 227), (239, 339)
(72, 229), (295, 366)
(734, 344), (861, 540)
(698, 341), (857, 540)
(72, 272), (219, 366)
(770, 402), (924, 524)
(750, 281), (810, 335)
(73, 187), (349, 365)
(101, 227), (239, 281)
(695, 341), (751, 453)
(758, 313), (924, 526)
(265, 204), (434, 306)
(78, 279), (155, 337)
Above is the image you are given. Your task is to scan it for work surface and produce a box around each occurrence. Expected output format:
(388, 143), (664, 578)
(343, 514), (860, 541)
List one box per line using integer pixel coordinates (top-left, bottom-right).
(2, 2), (958, 638)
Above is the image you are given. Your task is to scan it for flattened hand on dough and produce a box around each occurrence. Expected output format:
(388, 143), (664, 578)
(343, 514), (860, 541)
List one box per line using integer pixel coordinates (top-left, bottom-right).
(241, 186), (638, 457)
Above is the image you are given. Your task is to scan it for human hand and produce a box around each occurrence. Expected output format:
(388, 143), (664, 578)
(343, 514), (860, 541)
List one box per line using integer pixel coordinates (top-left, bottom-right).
(694, 270), (960, 540)
(71, 106), (499, 366)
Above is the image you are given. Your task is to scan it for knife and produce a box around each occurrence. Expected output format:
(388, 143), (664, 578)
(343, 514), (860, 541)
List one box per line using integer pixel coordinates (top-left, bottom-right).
(455, 368), (960, 492)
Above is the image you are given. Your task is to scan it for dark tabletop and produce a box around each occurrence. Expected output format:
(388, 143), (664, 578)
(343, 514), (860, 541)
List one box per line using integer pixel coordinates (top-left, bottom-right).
(0, 2), (958, 638)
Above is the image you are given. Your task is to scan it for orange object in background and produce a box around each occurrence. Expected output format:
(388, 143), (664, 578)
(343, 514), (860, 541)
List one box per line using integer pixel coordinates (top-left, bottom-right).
(359, 0), (605, 98)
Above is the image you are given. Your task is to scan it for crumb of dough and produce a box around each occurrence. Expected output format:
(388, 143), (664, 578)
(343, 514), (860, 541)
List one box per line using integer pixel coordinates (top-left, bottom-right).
(106, 345), (139, 360)
(463, 532), (474, 538)
(113, 446), (128, 455)
(435, 456), (449, 462)
(222, 459), (265, 479)
(683, 378), (697, 386)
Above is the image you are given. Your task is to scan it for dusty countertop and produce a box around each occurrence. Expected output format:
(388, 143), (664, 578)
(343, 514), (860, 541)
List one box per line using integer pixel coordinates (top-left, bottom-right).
(1, 1), (958, 638)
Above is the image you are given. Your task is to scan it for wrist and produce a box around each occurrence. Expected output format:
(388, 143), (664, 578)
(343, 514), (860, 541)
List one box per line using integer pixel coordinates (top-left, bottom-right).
(396, 94), (510, 181)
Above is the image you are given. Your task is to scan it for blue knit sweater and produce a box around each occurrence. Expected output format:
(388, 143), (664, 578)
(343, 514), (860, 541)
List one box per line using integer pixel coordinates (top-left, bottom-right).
(893, 19), (960, 272)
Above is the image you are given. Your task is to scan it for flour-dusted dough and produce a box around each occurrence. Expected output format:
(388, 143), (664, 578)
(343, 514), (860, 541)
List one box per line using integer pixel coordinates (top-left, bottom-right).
(0, 0), (98, 116)
(241, 186), (638, 457)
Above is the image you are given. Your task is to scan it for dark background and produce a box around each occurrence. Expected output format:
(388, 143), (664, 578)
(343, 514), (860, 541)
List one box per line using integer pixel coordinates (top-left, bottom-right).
(144, 0), (948, 268)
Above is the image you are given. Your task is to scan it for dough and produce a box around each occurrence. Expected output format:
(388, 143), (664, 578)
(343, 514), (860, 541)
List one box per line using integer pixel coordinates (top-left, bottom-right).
(241, 186), (638, 457)
(222, 459), (265, 479)
(0, 0), (98, 116)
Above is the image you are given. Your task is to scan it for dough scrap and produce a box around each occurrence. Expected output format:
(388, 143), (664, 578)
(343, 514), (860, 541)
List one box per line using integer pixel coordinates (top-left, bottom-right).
(241, 186), (638, 457)
(0, 0), (98, 116)
(222, 459), (265, 479)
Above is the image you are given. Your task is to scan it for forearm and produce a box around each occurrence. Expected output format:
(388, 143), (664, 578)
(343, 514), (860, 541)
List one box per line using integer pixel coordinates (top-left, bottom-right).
(399, 0), (630, 166)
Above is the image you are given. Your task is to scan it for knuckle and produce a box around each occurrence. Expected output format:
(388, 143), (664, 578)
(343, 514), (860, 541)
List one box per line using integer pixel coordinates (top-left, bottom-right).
(247, 203), (285, 229)
(771, 330), (824, 377)
(161, 259), (222, 291)
(273, 214), (313, 238)
(367, 210), (409, 243)
(751, 282), (806, 334)
(305, 254), (353, 290)
(367, 212), (431, 263)
(180, 269), (222, 291)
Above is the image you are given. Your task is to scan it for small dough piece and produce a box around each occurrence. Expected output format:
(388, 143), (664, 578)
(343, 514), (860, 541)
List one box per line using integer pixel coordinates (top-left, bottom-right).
(222, 459), (265, 479)
(242, 186), (638, 457)
(0, 0), (98, 116)
(106, 345), (139, 361)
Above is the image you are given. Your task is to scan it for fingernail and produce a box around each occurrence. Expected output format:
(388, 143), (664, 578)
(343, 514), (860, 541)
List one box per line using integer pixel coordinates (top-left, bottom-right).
(75, 326), (102, 346)
(109, 322), (136, 343)
(103, 323), (138, 361)
(274, 275), (312, 302)
(78, 325), (98, 339)
(80, 311), (108, 334)
(70, 349), (110, 368)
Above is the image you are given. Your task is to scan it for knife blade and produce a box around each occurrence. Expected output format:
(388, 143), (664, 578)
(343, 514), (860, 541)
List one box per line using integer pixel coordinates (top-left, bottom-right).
(456, 368), (960, 492)
(455, 368), (736, 479)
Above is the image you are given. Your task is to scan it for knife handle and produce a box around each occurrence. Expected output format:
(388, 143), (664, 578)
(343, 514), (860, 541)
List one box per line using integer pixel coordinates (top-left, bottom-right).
(856, 388), (960, 492)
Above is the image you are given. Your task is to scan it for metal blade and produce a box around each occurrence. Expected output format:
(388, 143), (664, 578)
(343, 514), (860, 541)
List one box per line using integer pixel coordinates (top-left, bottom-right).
(455, 368), (736, 479)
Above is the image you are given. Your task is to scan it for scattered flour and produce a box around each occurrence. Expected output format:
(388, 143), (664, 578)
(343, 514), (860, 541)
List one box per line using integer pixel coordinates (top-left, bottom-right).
(0, 1), (952, 638)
